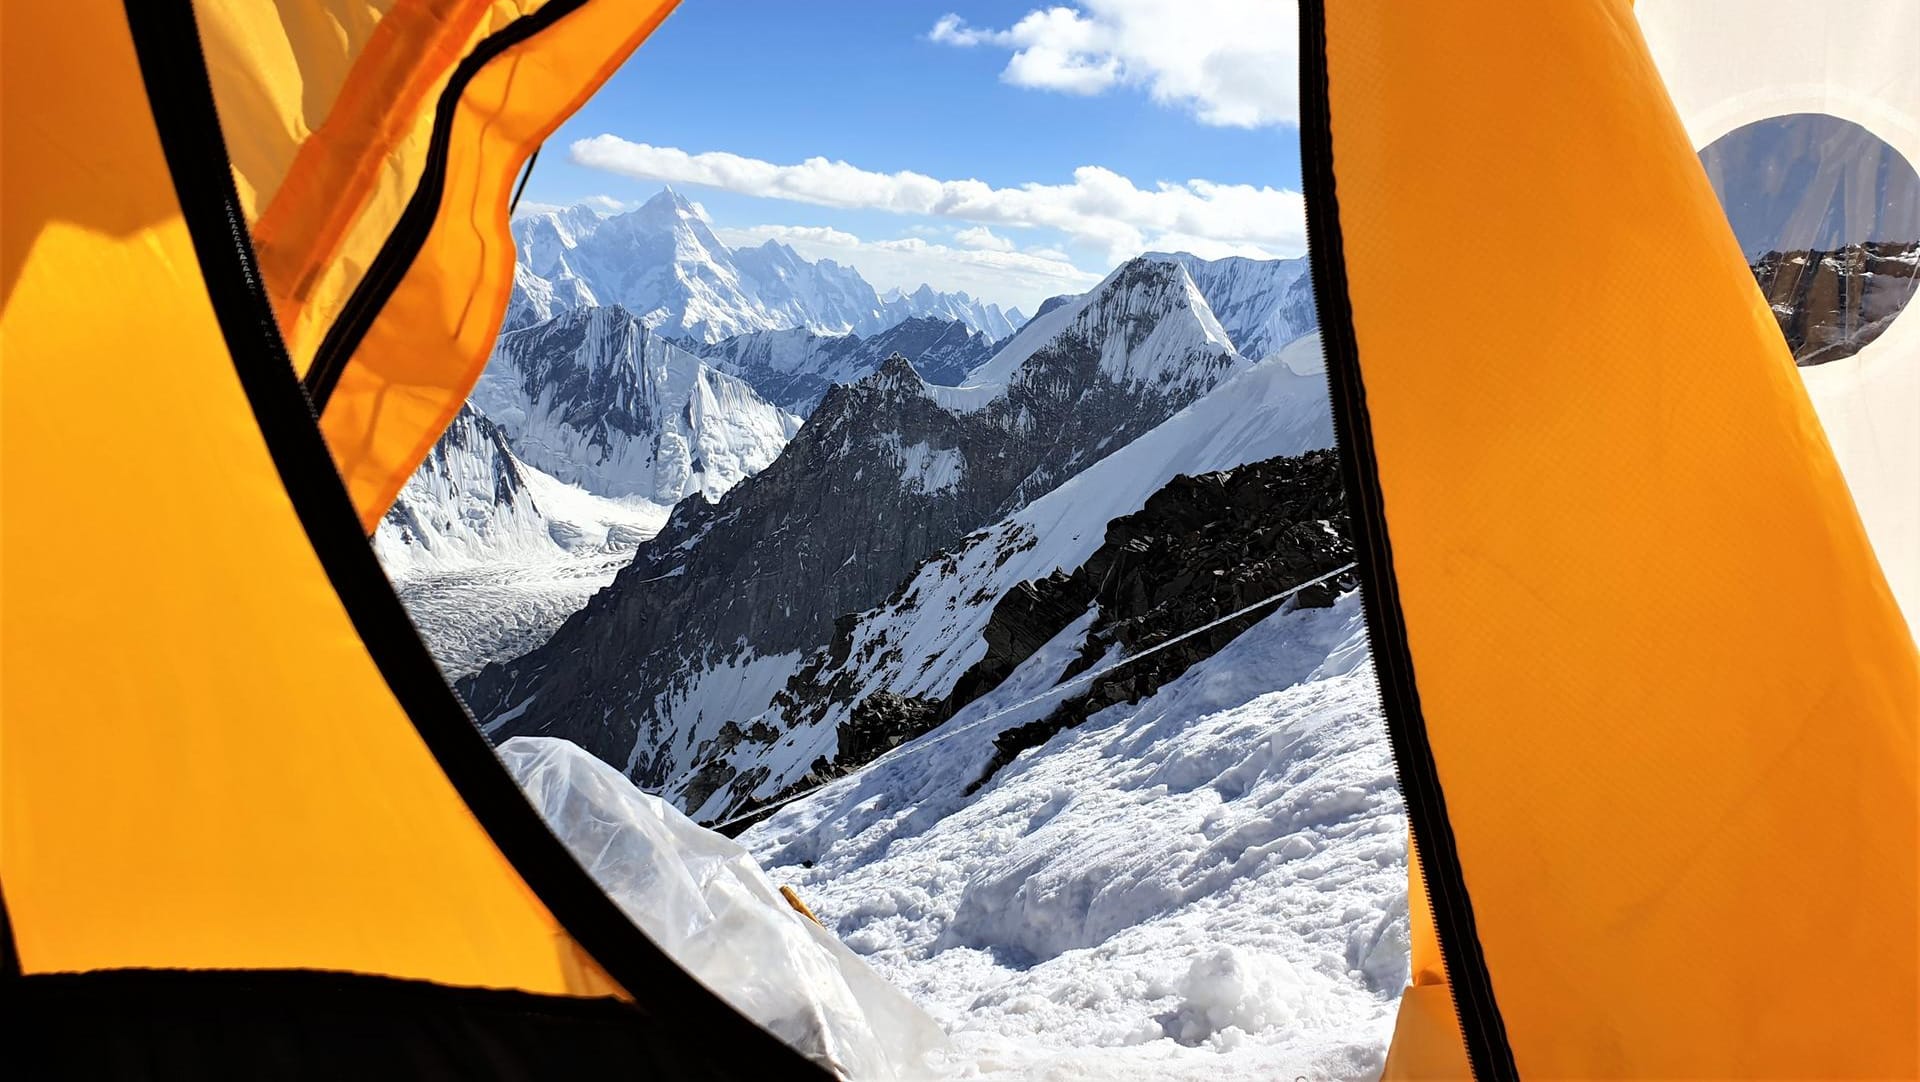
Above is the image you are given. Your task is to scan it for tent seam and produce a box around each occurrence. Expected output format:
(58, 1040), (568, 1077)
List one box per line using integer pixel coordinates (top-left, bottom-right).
(1296, 1), (1518, 1077)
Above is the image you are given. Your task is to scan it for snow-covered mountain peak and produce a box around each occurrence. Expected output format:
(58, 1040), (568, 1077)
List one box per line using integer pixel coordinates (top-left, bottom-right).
(1145, 251), (1315, 361)
(466, 254), (1285, 787)
(962, 256), (1241, 399)
(696, 316), (999, 416)
(637, 183), (695, 215)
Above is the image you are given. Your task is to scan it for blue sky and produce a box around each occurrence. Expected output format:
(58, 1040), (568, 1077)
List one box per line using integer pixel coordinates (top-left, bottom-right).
(522, 1), (1303, 311)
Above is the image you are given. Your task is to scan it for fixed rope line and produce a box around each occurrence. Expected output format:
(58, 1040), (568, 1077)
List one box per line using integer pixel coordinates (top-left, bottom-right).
(707, 560), (1359, 834)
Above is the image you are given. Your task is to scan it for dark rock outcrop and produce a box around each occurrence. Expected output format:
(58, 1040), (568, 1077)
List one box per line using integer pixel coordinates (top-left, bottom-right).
(1750, 240), (1919, 365)
(727, 448), (1353, 828)
(968, 448), (1353, 792)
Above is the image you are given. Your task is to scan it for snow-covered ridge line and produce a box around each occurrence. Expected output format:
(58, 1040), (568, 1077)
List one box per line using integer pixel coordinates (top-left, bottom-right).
(696, 315), (997, 416)
(681, 349), (1334, 821)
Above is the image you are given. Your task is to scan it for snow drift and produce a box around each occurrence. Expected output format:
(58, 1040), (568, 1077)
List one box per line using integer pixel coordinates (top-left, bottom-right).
(744, 597), (1406, 1080)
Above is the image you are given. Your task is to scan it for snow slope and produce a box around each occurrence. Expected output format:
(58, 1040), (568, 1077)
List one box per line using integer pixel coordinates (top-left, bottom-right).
(689, 352), (1333, 818)
(745, 596), (1405, 1080)
(1156, 253), (1316, 362)
(508, 189), (1022, 341)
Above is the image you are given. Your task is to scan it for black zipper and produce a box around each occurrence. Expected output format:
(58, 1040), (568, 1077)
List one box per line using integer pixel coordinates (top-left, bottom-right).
(302, 0), (590, 411)
(1296, 2), (1518, 1078)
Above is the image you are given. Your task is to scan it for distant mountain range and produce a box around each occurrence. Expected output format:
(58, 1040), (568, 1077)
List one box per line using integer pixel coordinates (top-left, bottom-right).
(509, 188), (1025, 342)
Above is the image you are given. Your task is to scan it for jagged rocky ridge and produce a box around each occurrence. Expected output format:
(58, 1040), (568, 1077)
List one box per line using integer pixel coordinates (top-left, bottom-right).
(697, 315), (997, 415)
(641, 347), (1334, 821)
(458, 256), (1274, 795)
(721, 449), (1352, 824)
(509, 188), (1024, 341)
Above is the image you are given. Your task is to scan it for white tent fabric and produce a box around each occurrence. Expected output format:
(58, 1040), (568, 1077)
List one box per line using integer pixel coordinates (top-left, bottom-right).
(1640, 0), (1920, 631)
(499, 737), (947, 1080)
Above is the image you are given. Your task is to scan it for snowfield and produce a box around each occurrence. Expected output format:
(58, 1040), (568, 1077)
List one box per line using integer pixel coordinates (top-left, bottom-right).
(745, 595), (1406, 1080)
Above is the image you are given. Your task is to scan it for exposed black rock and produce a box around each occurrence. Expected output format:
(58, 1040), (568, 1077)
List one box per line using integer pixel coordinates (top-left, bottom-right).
(967, 448), (1353, 792)
(723, 448), (1353, 830)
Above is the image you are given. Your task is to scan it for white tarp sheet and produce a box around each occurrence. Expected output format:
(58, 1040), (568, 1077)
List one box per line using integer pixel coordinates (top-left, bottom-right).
(499, 736), (945, 1080)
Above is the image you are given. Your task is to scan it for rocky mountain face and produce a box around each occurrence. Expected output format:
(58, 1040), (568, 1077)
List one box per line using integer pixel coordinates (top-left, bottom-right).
(967, 449), (1353, 792)
(1750, 240), (1919, 365)
(676, 354), (1335, 823)
(471, 304), (802, 505)
(507, 188), (1023, 341)
(696, 315), (996, 415)
(374, 399), (673, 677)
(725, 450), (1353, 825)
(458, 256), (1269, 797)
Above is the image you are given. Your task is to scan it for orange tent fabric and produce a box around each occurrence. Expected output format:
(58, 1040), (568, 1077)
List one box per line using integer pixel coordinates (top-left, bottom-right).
(2, 1), (814, 1075)
(1302, 1), (1919, 1076)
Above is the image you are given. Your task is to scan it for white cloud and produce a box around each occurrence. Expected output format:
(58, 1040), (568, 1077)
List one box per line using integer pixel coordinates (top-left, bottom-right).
(955, 225), (1016, 251)
(511, 194), (632, 219)
(569, 136), (1305, 265)
(930, 2), (1297, 128)
(717, 223), (1101, 313)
